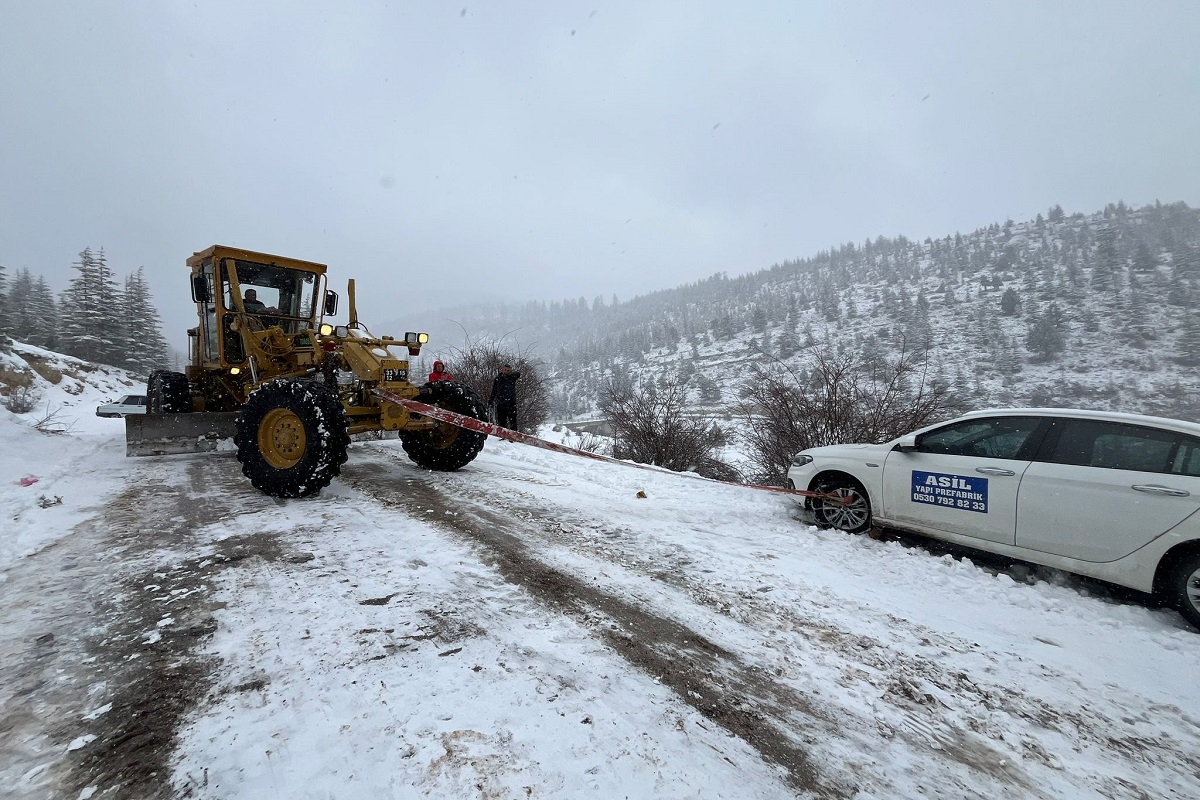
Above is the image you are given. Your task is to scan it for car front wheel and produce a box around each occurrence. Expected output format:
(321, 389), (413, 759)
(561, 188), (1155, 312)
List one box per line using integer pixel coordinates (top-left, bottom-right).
(1168, 553), (1200, 630)
(813, 478), (872, 534)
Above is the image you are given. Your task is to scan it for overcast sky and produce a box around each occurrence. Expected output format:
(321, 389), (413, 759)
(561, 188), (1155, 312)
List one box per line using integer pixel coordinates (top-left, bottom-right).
(2, 1), (1199, 345)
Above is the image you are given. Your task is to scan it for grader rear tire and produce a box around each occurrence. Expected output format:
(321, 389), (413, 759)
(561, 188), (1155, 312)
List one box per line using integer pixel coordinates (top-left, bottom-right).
(148, 370), (191, 414)
(234, 380), (350, 497)
(401, 381), (488, 471)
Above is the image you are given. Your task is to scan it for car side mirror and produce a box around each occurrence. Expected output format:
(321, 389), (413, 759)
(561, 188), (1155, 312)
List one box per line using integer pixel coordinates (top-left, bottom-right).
(191, 274), (211, 303)
(324, 290), (339, 316)
(892, 435), (918, 453)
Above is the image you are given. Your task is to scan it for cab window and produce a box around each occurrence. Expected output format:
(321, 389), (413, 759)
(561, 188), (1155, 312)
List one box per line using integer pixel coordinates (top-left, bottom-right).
(915, 417), (1042, 459)
(1046, 420), (1177, 473)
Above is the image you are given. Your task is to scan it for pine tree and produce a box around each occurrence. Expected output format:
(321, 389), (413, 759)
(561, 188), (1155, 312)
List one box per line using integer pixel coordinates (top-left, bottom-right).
(8, 268), (36, 343)
(1092, 233), (1118, 293)
(750, 305), (768, 333)
(0, 261), (8, 347)
(1133, 240), (1157, 272)
(119, 267), (171, 375)
(1122, 288), (1152, 348)
(1025, 303), (1067, 362)
(1178, 315), (1200, 367)
(28, 277), (58, 350)
(59, 247), (122, 365)
(1000, 287), (1020, 316)
(775, 325), (799, 358)
(1174, 244), (1200, 281)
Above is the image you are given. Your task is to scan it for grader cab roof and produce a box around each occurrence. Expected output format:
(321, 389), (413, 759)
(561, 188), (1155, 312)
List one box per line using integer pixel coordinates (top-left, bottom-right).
(186, 245), (329, 276)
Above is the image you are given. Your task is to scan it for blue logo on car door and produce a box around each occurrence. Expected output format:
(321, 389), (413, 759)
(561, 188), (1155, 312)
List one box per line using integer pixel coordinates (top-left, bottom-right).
(911, 471), (989, 513)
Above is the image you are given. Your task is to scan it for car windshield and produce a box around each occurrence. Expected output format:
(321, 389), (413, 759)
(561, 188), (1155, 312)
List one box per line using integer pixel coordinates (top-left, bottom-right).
(917, 417), (1041, 459)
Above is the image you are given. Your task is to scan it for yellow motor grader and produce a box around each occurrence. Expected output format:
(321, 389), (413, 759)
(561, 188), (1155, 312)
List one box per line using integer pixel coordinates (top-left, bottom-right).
(126, 245), (488, 497)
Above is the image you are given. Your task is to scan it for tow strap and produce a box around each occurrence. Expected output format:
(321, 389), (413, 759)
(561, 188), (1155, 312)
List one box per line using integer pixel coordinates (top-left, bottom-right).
(374, 389), (848, 503)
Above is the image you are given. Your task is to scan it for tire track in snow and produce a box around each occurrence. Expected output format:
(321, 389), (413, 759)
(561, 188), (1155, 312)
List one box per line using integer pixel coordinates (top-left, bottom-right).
(342, 461), (848, 798)
(368, 454), (1200, 800)
(1, 451), (292, 800)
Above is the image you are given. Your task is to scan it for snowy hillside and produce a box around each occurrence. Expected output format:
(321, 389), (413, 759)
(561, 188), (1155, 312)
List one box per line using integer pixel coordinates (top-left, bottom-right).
(411, 201), (1200, 424)
(0, 341), (147, 566)
(2, 345), (1199, 799)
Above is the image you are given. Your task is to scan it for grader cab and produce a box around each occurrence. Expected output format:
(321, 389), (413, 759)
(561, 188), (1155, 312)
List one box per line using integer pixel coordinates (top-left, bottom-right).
(126, 245), (488, 497)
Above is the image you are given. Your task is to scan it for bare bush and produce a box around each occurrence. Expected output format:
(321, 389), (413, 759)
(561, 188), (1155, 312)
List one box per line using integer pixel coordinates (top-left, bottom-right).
(599, 375), (739, 481)
(440, 340), (550, 434)
(739, 344), (965, 485)
(1, 366), (33, 390)
(561, 429), (609, 455)
(3, 384), (39, 414)
(32, 402), (73, 434)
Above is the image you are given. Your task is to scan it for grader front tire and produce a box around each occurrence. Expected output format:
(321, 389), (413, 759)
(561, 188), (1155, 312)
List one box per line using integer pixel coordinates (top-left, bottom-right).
(234, 380), (350, 497)
(401, 382), (488, 471)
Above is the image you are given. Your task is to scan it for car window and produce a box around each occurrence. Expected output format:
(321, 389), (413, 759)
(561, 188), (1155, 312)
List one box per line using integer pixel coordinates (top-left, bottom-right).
(915, 417), (1041, 459)
(1046, 420), (1177, 473)
(1170, 436), (1200, 477)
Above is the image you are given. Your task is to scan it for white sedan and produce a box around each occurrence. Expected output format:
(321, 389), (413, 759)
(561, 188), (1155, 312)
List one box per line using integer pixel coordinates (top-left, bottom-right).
(96, 394), (148, 417)
(787, 408), (1200, 628)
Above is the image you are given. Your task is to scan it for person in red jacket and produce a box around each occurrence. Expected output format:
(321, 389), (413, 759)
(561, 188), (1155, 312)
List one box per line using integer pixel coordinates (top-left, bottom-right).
(428, 360), (453, 382)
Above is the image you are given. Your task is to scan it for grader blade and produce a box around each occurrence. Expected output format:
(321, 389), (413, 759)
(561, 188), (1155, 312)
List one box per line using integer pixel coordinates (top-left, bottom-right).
(125, 412), (240, 457)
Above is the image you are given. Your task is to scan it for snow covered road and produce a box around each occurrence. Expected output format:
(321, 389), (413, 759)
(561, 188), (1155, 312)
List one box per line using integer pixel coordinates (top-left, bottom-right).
(3, 428), (1200, 799)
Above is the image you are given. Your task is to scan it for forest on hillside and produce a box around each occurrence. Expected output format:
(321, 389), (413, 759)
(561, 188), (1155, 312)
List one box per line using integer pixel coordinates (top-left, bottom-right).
(419, 201), (1200, 422)
(0, 247), (171, 378)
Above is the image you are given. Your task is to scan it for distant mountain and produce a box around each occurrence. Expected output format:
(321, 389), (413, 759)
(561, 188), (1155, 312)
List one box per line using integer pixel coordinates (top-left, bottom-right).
(389, 201), (1200, 422)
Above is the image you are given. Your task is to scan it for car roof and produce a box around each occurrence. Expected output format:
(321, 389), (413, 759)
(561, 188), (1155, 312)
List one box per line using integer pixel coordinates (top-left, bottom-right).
(959, 407), (1200, 436)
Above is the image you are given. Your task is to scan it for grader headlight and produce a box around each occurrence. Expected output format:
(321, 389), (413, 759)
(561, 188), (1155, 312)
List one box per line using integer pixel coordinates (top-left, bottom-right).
(319, 323), (334, 336)
(404, 331), (429, 355)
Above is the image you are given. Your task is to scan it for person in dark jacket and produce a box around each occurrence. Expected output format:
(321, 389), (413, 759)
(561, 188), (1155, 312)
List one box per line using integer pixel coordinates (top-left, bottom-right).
(242, 289), (267, 313)
(488, 363), (521, 430)
(428, 360), (452, 382)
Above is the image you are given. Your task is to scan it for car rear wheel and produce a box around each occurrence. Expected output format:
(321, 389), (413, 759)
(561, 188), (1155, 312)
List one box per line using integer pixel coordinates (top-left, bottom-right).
(813, 478), (872, 534)
(1168, 553), (1200, 630)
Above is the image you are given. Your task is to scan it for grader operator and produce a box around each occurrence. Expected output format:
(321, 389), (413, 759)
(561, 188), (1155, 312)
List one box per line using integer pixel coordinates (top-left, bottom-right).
(127, 245), (488, 497)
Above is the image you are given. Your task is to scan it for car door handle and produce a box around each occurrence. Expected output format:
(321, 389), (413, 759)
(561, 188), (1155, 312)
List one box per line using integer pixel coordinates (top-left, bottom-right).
(1131, 484), (1191, 497)
(975, 467), (1015, 476)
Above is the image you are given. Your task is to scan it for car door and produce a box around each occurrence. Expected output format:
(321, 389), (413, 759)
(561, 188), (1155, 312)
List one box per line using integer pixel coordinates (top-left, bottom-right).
(1017, 420), (1200, 561)
(881, 415), (1046, 544)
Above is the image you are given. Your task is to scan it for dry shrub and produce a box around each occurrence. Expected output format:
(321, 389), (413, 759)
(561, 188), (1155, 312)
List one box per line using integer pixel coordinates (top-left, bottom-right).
(28, 361), (63, 384)
(3, 385), (39, 413)
(1, 367), (34, 394)
(439, 340), (550, 434)
(739, 344), (965, 485)
(599, 375), (738, 481)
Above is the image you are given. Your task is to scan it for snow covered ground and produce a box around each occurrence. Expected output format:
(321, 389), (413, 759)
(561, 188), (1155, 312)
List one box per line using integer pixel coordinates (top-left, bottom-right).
(2, 362), (1199, 799)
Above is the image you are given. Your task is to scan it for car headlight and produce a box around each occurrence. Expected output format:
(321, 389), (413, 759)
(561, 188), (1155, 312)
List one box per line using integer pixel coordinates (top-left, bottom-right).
(790, 454), (813, 467)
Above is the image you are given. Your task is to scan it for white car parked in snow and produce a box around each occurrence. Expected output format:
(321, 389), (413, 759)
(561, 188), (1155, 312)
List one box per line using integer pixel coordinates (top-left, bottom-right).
(96, 394), (148, 417)
(787, 408), (1200, 628)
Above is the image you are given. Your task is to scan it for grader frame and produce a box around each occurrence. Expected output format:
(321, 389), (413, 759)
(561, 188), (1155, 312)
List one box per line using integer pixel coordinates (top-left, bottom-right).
(127, 245), (488, 497)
